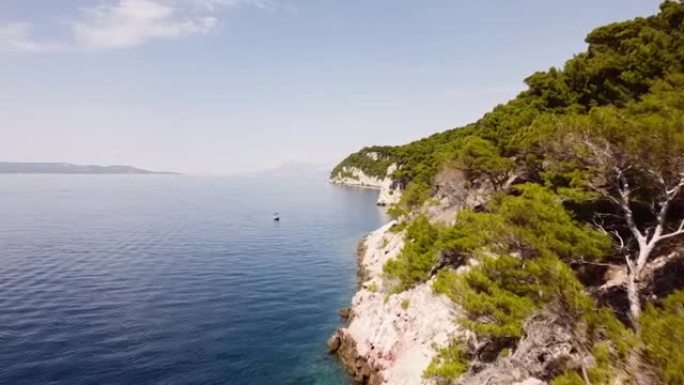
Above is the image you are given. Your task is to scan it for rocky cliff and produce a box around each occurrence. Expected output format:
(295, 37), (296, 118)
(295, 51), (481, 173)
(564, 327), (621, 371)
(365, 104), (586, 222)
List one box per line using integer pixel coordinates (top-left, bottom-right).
(329, 163), (401, 206)
(327, 6), (684, 383)
(328, 169), (492, 385)
(328, 170), (581, 385)
(329, 221), (463, 385)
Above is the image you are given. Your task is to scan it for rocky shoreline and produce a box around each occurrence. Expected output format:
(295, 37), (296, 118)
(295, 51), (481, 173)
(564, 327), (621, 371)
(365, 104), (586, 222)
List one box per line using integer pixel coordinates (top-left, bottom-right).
(328, 221), (462, 385)
(327, 231), (384, 385)
(327, 167), (599, 385)
(328, 165), (401, 206)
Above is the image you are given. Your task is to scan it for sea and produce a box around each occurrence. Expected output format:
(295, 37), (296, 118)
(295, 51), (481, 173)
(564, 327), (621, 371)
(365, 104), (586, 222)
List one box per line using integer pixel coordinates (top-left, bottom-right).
(0, 171), (387, 385)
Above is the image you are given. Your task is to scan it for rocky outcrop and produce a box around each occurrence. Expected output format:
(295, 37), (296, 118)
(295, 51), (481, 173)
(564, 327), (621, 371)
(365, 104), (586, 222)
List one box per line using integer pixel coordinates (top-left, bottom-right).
(329, 164), (402, 206)
(426, 167), (525, 224)
(331, 166), (566, 385)
(456, 312), (586, 385)
(330, 166), (384, 188)
(333, 222), (465, 385)
(330, 166), (500, 385)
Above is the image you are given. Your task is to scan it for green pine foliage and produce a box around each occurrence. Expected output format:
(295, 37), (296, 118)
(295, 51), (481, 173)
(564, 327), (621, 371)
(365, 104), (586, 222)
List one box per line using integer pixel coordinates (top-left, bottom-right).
(387, 184), (611, 293)
(393, 181), (433, 213)
(490, 184), (611, 262)
(329, 146), (396, 180)
(515, 74), (684, 207)
(430, 257), (633, 383)
(551, 372), (586, 385)
(383, 215), (442, 291)
(433, 255), (540, 339)
(428, 186), (628, 381)
(431, 184), (612, 339)
(423, 341), (470, 382)
(444, 184), (610, 262)
(331, 1), (684, 209)
(641, 290), (684, 385)
(438, 210), (508, 255)
(450, 136), (514, 190)
(429, 274), (633, 383)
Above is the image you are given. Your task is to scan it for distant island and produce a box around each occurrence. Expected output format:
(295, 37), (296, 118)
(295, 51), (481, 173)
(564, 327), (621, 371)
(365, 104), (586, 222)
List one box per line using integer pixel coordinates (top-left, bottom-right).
(0, 162), (178, 175)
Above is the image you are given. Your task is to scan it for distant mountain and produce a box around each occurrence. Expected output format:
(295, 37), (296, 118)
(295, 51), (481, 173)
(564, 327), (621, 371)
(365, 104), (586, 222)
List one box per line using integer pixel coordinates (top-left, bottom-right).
(0, 162), (178, 174)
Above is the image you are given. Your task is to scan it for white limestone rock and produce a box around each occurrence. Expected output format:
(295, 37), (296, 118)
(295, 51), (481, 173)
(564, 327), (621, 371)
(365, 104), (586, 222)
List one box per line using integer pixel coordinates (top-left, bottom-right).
(339, 221), (466, 385)
(330, 164), (402, 206)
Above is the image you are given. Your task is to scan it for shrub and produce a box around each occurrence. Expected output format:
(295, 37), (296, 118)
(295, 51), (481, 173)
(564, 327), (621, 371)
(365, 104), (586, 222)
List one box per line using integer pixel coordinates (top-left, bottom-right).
(396, 181), (433, 211)
(641, 290), (684, 385)
(434, 256), (540, 339)
(439, 185), (610, 264)
(367, 283), (378, 293)
(438, 210), (508, 255)
(451, 136), (514, 190)
(330, 146), (396, 179)
(430, 184), (629, 382)
(490, 184), (611, 262)
(384, 215), (442, 291)
(423, 341), (470, 382)
(551, 372), (585, 385)
(387, 204), (407, 219)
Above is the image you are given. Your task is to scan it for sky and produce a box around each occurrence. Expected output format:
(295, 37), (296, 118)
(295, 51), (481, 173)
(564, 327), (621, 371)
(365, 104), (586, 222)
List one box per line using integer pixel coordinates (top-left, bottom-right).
(0, 0), (663, 174)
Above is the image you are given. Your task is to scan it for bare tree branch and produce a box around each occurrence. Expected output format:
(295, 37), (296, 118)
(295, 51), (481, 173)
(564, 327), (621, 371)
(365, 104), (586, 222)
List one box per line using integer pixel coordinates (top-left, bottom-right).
(576, 136), (684, 327)
(612, 230), (625, 249)
(655, 219), (684, 242)
(615, 168), (645, 245)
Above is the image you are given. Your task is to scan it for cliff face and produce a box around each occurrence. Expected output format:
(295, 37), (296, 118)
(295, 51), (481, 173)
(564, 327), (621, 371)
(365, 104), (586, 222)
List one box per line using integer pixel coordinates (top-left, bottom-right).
(329, 169), (491, 385)
(330, 167), (682, 385)
(331, 221), (464, 385)
(330, 170), (556, 385)
(329, 164), (401, 206)
(328, 5), (684, 383)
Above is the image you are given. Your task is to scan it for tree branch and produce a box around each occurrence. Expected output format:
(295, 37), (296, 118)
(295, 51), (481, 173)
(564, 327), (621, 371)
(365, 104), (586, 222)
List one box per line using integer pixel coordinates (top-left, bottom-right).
(655, 219), (684, 243)
(665, 173), (684, 197)
(569, 260), (619, 268)
(652, 185), (678, 241)
(612, 230), (625, 249)
(615, 168), (645, 245)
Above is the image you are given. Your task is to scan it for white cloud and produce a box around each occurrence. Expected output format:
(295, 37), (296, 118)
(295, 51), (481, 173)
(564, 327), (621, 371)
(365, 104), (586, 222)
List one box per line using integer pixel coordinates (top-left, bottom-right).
(0, 23), (68, 52)
(0, 0), (267, 52)
(190, 0), (274, 11)
(72, 0), (217, 50)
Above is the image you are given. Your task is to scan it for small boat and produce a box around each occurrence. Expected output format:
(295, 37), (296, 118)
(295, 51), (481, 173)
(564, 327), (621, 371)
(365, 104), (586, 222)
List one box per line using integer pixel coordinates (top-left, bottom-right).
(273, 212), (280, 221)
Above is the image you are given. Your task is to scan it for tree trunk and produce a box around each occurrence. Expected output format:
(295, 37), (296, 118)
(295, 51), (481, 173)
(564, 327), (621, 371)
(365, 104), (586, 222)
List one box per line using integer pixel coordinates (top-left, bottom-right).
(626, 266), (641, 330)
(626, 244), (653, 329)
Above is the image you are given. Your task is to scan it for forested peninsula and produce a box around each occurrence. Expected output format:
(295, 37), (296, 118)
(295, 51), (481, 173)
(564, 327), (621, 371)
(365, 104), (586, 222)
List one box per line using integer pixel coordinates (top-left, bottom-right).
(329, 3), (684, 385)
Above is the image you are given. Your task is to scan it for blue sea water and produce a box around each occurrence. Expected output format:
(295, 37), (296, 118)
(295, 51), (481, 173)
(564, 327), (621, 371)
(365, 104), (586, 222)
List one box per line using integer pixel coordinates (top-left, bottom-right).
(0, 172), (387, 385)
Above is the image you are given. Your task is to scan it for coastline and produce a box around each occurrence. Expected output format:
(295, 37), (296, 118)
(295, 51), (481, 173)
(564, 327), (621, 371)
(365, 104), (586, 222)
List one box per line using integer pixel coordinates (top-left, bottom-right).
(329, 218), (462, 385)
(327, 162), (465, 385)
(328, 165), (401, 207)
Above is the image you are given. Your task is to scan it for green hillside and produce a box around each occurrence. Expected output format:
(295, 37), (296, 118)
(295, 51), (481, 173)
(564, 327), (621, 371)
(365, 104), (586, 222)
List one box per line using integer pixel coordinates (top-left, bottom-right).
(334, 2), (684, 383)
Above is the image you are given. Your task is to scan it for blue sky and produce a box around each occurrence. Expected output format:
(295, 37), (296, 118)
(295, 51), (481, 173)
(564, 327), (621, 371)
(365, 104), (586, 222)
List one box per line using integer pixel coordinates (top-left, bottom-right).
(0, 0), (661, 174)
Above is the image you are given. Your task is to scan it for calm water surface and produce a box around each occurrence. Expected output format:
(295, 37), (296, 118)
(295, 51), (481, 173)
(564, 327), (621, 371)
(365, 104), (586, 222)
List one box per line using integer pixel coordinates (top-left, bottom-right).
(0, 172), (387, 385)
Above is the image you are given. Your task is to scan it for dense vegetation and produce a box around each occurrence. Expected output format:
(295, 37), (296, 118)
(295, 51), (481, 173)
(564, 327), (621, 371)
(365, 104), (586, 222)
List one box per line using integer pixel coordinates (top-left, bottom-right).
(641, 291), (684, 384)
(334, 2), (684, 384)
(329, 146), (396, 180)
(334, 0), (684, 208)
(427, 186), (633, 383)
